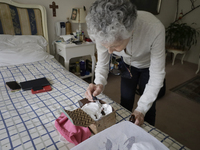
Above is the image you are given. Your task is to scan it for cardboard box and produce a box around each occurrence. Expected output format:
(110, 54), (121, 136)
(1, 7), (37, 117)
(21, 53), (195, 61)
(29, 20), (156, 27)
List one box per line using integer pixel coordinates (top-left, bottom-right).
(61, 98), (116, 134)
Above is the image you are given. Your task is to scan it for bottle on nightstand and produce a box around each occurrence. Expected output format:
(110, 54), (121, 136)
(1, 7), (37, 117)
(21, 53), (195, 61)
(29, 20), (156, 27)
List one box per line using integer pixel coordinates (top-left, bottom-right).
(66, 17), (72, 35)
(80, 60), (86, 76)
(75, 62), (80, 76)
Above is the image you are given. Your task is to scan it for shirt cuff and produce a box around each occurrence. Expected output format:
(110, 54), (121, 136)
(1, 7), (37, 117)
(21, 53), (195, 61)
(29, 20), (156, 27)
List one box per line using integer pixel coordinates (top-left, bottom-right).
(135, 107), (146, 116)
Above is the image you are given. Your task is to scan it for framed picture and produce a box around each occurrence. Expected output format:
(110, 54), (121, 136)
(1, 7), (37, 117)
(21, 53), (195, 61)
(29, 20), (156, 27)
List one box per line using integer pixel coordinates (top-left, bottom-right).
(131, 0), (162, 15)
(71, 8), (77, 20)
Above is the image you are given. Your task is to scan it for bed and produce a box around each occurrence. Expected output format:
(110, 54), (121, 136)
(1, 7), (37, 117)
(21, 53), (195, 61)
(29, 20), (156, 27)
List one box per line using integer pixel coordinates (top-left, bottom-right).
(0, 0), (189, 150)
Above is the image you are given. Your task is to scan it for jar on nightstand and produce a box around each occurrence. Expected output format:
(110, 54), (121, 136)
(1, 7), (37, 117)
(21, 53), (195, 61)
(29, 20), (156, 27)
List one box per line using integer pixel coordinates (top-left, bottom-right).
(80, 60), (86, 76)
(75, 62), (80, 75)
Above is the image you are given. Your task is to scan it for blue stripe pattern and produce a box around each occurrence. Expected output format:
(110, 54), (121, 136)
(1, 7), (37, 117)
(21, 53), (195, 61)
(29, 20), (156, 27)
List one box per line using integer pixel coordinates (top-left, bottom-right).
(27, 9), (37, 35)
(9, 5), (21, 35)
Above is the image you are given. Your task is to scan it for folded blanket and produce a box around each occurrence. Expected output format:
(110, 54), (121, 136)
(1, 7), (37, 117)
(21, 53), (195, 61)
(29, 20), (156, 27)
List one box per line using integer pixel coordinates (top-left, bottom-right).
(55, 112), (91, 145)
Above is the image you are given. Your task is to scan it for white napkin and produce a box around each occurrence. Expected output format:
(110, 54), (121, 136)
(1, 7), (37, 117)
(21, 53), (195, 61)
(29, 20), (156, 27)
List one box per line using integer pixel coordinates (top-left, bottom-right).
(81, 101), (112, 121)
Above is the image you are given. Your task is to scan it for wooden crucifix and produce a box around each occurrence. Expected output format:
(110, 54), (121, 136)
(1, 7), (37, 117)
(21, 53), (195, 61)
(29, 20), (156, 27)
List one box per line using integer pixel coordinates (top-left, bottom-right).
(49, 1), (58, 17)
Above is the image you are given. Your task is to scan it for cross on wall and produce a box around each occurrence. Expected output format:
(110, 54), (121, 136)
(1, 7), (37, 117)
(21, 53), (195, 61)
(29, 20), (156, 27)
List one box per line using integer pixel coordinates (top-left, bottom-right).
(49, 1), (58, 17)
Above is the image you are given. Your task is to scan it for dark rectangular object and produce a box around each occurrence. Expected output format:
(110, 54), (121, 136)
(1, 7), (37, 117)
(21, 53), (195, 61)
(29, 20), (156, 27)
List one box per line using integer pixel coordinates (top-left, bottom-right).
(20, 77), (50, 91)
(131, 0), (162, 15)
(6, 81), (21, 91)
(73, 41), (82, 45)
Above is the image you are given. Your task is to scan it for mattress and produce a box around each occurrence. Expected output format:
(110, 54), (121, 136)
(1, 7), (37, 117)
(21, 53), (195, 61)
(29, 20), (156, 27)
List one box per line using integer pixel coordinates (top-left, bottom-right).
(0, 58), (189, 150)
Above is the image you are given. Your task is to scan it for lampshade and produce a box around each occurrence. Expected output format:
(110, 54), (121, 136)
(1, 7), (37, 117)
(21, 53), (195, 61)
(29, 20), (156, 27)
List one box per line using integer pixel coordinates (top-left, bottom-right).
(71, 8), (87, 24)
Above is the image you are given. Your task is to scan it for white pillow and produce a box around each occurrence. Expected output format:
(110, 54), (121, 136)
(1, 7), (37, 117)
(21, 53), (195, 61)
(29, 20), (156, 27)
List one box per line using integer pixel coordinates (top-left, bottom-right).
(8, 35), (48, 48)
(0, 34), (13, 43)
(0, 39), (54, 66)
(0, 49), (54, 66)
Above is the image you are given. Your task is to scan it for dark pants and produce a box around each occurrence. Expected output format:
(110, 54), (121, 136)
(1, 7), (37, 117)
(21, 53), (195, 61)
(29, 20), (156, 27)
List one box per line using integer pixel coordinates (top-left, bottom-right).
(120, 64), (166, 126)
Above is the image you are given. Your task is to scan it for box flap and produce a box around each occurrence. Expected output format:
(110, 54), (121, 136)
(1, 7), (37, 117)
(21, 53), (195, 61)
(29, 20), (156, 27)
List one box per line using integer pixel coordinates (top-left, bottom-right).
(60, 107), (95, 127)
(78, 98), (90, 107)
(78, 98), (106, 108)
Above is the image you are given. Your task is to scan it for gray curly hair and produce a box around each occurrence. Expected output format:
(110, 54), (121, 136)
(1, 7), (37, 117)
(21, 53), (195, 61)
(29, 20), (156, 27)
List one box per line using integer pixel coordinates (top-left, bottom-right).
(86, 0), (137, 44)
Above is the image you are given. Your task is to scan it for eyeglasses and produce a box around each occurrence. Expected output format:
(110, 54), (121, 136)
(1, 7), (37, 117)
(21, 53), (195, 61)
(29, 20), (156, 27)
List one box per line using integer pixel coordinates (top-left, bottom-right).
(109, 54), (132, 79)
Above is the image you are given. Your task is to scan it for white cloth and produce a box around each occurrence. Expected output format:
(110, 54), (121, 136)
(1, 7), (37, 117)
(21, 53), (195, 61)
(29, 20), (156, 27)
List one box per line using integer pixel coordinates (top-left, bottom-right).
(71, 121), (169, 150)
(94, 11), (166, 115)
(81, 101), (112, 121)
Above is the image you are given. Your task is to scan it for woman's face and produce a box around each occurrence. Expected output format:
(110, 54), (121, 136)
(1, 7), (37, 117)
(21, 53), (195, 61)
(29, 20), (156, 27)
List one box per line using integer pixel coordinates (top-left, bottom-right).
(101, 38), (130, 54)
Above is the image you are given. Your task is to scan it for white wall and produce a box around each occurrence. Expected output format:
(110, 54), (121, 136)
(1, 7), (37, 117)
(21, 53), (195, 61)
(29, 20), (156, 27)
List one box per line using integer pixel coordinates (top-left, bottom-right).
(177, 0), (200, 64)
(156, 0), (177, 26)
(14, 0), (95, 54)
(15, 0), (200, 64)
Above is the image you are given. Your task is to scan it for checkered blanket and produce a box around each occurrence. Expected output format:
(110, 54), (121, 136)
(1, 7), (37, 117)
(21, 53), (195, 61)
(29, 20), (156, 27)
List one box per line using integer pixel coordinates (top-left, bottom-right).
(0, 58), (189, 150)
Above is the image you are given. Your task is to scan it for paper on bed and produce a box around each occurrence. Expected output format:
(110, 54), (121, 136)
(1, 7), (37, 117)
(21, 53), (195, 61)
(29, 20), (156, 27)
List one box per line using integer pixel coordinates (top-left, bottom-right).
(71, 121), (169, 150)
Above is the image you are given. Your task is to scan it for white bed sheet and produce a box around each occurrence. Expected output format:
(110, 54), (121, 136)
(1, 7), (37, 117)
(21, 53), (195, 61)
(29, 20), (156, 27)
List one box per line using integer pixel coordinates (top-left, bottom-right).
(0, 58), (189, 150)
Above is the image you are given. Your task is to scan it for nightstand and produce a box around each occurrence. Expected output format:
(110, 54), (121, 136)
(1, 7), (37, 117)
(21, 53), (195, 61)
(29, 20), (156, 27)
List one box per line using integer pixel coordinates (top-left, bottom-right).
(55, 42), (96, 82)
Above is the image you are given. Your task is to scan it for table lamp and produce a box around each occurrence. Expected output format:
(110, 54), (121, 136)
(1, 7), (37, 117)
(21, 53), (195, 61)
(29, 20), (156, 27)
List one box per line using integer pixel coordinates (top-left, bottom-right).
(71, 7), (87, 32)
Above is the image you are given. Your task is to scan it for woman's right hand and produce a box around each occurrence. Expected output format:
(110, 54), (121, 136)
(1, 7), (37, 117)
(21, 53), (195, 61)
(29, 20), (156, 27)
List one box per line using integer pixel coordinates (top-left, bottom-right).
(85, 83), (103, 101)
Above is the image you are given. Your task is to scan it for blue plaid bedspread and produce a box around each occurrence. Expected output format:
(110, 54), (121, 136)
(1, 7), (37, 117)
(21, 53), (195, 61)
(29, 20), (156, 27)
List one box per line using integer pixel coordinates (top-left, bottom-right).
(0, 58), (189, 150)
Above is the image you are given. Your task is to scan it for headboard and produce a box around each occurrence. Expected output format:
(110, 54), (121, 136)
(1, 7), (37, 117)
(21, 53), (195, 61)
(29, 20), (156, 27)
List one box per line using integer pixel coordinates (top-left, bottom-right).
(0, 0), (50, 53)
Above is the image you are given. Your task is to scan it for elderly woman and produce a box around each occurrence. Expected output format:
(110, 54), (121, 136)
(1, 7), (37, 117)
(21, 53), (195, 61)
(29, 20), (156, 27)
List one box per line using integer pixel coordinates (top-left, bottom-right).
(85, 0), (166, 126)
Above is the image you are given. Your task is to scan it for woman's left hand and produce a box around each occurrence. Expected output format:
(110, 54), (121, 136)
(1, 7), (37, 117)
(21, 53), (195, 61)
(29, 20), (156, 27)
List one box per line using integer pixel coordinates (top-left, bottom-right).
(132, 110), (144, 126)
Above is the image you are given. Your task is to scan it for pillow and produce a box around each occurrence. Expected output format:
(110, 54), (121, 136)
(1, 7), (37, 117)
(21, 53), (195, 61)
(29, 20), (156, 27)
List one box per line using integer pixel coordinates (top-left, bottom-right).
(8, 35), (48, 48)
(0, 34), (13, 43)
(0, 40), (54, 66)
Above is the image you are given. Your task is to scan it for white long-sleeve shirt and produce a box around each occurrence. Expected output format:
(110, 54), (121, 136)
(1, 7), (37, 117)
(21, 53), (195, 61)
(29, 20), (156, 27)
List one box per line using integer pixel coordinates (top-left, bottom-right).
(94, 11), (166, 116)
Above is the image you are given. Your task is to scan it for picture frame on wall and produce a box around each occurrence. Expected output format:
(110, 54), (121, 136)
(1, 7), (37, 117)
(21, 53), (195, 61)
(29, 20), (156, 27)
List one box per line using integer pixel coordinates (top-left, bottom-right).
(71, 8), (77, 20)
(131, 0), (162, 15)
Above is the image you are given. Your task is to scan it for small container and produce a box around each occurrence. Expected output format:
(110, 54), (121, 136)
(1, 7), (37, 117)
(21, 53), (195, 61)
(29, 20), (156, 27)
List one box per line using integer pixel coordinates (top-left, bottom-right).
(115, 63), (118, 69)
(76, 62), (80, 74)
(80, 34), (83, 42)
(82, 31), (85, 42)
(79, 60), (86, 76)
(65, 17), (72, 35)
(110, 64), (114, 70)
(61, 98), (116, 134)
(76, 29), (80, 41)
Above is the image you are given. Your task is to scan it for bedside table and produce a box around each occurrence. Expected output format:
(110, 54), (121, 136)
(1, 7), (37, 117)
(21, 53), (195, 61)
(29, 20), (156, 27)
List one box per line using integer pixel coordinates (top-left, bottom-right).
(55, 42), (96, 82)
